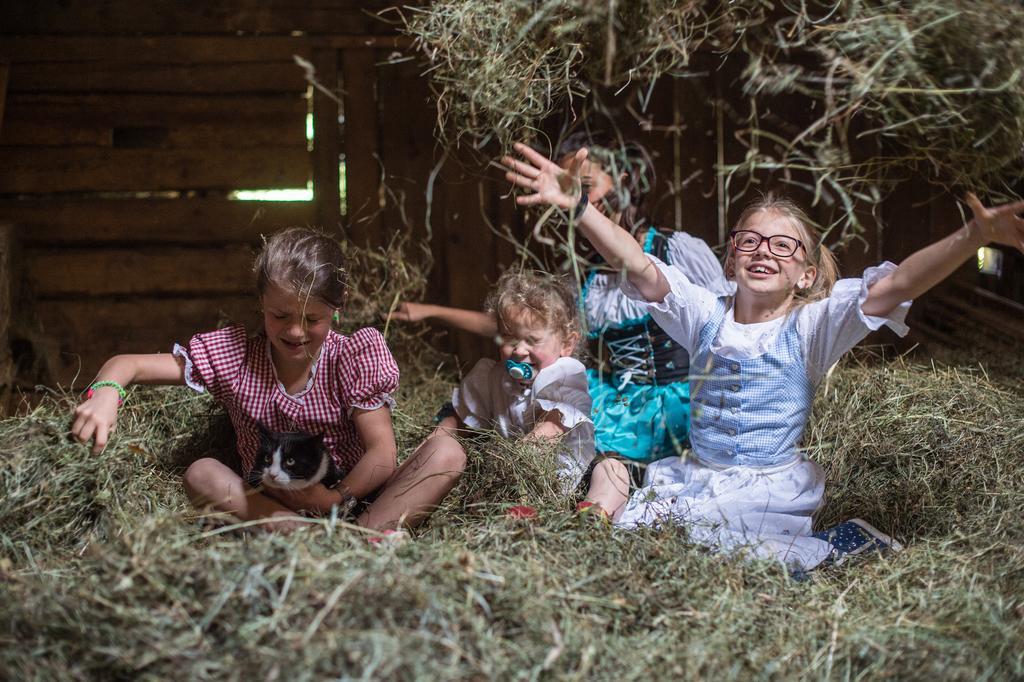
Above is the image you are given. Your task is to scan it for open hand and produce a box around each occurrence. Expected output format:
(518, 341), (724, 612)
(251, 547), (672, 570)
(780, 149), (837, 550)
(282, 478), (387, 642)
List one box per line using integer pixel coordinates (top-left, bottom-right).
(71, 389), (120, 454)
(502, 142), (587, 211)
(966, 193), (1024, 253)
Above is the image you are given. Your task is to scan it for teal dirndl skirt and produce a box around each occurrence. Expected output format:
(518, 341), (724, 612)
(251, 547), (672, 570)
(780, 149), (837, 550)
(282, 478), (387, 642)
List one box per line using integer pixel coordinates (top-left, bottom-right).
(587, 369), (691, 463)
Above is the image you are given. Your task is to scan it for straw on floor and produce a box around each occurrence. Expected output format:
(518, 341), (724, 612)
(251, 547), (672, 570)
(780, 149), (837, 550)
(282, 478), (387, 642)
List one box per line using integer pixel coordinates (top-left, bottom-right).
(1, 348), (1021, 680)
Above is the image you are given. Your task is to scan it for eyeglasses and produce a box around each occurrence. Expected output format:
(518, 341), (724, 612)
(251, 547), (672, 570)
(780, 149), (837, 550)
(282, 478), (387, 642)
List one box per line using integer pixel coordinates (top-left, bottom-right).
(729, 230), (805, 258)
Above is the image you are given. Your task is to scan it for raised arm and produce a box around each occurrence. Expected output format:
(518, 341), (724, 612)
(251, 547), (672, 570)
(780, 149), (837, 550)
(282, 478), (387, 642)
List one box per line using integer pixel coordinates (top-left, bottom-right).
(71, 353), (186, 454)
(502, 143), (670, 302)
(386, 301), (498, 338)
(862, 194), (1024, 317)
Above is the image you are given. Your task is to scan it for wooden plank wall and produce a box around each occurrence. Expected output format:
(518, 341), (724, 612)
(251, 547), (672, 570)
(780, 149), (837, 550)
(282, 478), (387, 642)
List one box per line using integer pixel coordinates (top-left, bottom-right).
(1, 2), (1017, 394)
(0, 1), (514, 388)
(0, 30), (314, 386)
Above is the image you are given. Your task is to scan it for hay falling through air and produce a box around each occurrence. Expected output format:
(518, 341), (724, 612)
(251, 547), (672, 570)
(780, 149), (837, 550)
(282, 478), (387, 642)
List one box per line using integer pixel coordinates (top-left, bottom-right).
(404, 0), (1024, 246)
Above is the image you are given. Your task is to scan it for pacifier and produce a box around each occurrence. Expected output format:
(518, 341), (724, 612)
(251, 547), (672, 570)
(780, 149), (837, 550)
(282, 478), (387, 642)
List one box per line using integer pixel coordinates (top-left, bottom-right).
(505, 359), (535, 382)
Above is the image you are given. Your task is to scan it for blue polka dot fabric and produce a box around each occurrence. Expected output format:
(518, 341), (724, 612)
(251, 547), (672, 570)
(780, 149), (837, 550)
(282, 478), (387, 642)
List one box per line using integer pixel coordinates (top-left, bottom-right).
(813, 518), (903, 566)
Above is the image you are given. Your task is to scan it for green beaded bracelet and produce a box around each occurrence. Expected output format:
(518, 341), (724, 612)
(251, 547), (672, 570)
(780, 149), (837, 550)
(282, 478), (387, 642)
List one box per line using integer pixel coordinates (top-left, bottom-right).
(87, 380), (127, 406)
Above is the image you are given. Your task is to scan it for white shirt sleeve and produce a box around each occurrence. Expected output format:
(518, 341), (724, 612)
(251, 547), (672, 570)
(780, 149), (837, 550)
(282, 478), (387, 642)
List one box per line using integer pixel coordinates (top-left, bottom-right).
(451, 358), (500, 431)
(531, 357), (592, 429)
(666, 231), (736, 296)
(797, 262), (912, 384)
(531, 357), (596, 493)
(620, 255), (721, 355)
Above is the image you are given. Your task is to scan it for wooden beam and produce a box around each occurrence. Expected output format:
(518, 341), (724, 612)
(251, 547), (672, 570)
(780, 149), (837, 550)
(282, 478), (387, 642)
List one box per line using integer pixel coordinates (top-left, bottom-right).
(0, 36), (412, 63)
(0, 37), (312, 64)
(0, 120), (111, 147)
(1, 118), (305, 150)
(8, 62), (308, 94)
(0, 198), (315, 246)
(437, 154), (498, 367)
(0, 223), (15, 411)
(0, 147), (309, 193)
(931, 285), (1024, 342)
(375, 56), (443, 246)
(1, 2), (405, 36)
(959, 282), (1024, 315)
(36, 295), (255, 387)
(341, 48), (382, 244)
(312, 48), (342, 231)
(321, 36), (413, 49)
(5, 93), (306, 126)
(26, 246), (255, 297)
(0, 61), (8, 136)
(918, 294), (1024, 348)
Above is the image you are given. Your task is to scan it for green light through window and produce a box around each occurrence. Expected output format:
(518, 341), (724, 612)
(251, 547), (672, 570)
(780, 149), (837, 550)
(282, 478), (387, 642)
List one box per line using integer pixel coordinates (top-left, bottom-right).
(977, 247), (1003, 276)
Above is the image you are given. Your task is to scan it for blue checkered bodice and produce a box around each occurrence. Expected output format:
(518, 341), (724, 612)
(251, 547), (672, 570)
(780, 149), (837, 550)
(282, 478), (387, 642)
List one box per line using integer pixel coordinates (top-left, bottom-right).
(688, 299), (814, 467)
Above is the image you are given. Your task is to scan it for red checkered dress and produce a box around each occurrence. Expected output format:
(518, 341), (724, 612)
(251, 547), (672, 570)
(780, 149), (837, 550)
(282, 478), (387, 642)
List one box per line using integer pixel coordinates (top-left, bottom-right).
(173, 324), (399, 475)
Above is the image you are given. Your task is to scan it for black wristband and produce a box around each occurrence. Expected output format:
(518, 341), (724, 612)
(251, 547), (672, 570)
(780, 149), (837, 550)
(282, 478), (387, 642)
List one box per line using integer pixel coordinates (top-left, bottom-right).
(572, 191), (588, 221)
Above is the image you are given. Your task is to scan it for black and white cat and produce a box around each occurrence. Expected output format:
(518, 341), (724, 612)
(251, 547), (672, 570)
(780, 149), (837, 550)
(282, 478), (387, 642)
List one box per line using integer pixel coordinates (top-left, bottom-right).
(248, 424), (343, 491)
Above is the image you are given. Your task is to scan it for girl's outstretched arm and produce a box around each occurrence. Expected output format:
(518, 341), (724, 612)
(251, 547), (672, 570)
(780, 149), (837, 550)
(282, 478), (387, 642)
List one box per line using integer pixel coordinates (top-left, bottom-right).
(385, 301), (498, 338)
(862, 194), (1024, 317)
(502, 143), (670, 302)
(71, 353), (186, 454)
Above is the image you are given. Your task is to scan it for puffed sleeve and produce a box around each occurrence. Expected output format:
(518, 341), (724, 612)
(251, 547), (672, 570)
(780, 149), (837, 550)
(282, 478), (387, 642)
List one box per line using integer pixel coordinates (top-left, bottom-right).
(620, 255), (720, 354)
(338, 328), (400, 413)
(451, 358), (500, 430)
(666, 231), (736, 296)
(798, 262), (912, 385)
(531, 357), (592, 430)
(532, 357), (596, 492)
(171, 324), (249, 401)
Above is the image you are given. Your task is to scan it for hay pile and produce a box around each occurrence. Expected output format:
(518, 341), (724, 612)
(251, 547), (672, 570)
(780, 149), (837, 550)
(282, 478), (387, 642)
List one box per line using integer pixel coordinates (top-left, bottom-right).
(731, 0), (1024, 240)
(404, 0), (764, 147)
(1, 349), (1022, 679)
(405, 0), (1024, 244)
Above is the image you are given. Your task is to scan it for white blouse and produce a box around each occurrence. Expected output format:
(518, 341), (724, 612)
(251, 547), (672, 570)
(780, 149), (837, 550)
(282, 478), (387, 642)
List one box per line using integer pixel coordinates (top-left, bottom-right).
(622, 256), (912, 385)
(583, 231), (735, 331)
(452, 356), (595, 491)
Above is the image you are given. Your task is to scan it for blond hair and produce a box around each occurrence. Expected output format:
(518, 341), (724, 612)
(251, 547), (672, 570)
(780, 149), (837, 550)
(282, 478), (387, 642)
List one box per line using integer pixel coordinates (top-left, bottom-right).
(485, 270), (581, 348)
(726, 193), (840, 305)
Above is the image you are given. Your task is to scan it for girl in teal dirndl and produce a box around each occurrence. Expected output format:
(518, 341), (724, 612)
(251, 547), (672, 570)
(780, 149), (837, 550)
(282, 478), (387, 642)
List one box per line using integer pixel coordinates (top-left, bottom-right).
(389, 130), (731, 519)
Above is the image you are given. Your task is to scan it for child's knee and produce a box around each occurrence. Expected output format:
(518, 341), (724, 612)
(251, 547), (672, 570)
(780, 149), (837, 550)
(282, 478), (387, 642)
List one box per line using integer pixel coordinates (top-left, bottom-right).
(183, 457), (234, 496)
(595, 457), (628, 481)
(422, 436), (467, 474)
(435, 440), (468, 474)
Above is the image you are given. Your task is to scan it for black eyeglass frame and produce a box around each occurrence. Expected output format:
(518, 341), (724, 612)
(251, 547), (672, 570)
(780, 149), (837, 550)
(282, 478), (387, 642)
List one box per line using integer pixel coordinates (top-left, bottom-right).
(729, 229), (806, 258)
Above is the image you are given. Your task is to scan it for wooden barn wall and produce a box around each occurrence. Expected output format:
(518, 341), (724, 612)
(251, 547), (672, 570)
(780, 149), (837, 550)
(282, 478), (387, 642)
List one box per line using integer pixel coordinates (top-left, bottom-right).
(0, 1), (512, 390)
(0, 30), (313, 389)
(1, 2), (1019, 396)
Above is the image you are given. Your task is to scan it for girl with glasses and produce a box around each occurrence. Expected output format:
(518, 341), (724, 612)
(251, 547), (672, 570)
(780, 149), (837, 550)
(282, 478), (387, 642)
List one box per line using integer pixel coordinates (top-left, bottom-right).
(502, 141), (1024, 571)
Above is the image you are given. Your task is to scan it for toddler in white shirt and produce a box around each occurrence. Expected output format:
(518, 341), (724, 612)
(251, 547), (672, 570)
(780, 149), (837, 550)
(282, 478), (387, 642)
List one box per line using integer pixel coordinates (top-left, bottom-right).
(433, 270), (595, 496)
